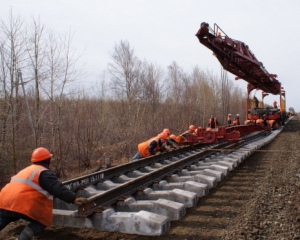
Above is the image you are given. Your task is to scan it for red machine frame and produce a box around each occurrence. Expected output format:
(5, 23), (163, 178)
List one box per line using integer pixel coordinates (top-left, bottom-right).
(195, 22), (286, 125)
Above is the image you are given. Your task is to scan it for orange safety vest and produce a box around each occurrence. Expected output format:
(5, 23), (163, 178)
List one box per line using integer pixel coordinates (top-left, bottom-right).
(208, 118), (218, 128)
(244, 120), (250, 125)
(175, 135), (185, 145)
(256, 119), (264, 124)
(138, 136), (161, 158)
(244, 120), (255, 125)
(0, 164), (54, 226)
(268, 120), (277, 128)
(233, 117), (240, 125)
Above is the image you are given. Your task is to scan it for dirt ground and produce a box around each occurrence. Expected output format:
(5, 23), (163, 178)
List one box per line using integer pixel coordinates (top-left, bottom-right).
(1, 116), (300, 240)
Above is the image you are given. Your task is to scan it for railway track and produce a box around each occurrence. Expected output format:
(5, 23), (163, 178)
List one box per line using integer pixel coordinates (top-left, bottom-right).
(52, 128), (283, 236)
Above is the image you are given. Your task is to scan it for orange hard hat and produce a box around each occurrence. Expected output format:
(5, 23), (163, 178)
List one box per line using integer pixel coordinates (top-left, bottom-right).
(170, 134), (177, 141)
(160, 132), (169, 140)
(163, 128), (170, 135)
(31, 147), (53, 163)
(189, 125), (196, 131)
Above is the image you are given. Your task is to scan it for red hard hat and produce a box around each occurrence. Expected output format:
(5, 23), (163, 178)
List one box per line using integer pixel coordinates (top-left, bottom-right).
(160, 132), (169, 140)
(31, 147), (53, 163)
(189, 125), (196, 131)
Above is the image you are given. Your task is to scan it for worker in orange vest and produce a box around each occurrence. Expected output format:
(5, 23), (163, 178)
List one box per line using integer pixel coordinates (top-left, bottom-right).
(268, 119), (278, 130)
(170, 134), (186, 146)
(169, 134), (180, 147)
(131, 131), (170, 161)
(162, 129), (180, 150)
(0, 147), (88, 239)
(233, 114), (240, 125)
(208, 115), (219, 129)
(227, 114), (232, 125)
(256, 114), (268, 126)
(180, 125), (197, 138)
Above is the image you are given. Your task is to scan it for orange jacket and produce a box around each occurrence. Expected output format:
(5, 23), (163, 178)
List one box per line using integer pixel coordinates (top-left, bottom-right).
(0, 164), (54, 226)
(268, 120), (277, 128)
(233, 117), (240, 125)
(227, 116), (232, 124)
(175, 135), (185, 145)
(138, 136), (161, 158)
(256, 119), (264, 124)
(208, 117), (218, 128)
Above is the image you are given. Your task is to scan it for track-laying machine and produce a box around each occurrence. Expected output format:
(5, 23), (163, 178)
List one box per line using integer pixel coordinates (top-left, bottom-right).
(195, 22), (287, 127)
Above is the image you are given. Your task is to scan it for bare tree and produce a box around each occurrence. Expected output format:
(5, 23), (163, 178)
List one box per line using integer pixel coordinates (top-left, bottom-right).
(25, 17), (47, 147)
(166, 61), (185, 132)
(220, 67), (231, 124)
(43, 30), (84, 177)
(139, 62), (164, 134)
(108, 40), (143, 155)
(0, 10), (26, 173)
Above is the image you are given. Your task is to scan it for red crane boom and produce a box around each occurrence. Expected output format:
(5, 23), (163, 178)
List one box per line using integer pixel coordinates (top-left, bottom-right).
(195, 22), (281, 95)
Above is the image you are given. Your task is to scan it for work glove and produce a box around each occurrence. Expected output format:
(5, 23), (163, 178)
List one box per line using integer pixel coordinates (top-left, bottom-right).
(74, 197), (89, 205)
(155, 151), (161, 155)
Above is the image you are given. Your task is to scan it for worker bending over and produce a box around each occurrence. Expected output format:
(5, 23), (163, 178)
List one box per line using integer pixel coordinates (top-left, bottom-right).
(131, 132), (169, 161)
(161, 128), (180, 150)
(256, 114), (269, 127)
(181, 125), (197, 138)
(0, 147), (88, 240)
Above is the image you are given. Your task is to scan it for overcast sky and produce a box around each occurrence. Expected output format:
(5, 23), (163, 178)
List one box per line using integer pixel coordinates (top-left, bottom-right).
(1, 0), (300, 112)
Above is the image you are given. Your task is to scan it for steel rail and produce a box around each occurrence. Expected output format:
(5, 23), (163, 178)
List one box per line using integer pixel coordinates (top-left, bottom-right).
(63, 143), (206, 191)
(76, 131), (267, 217)
(77, 141), (240, 217)
(63, 130), (265, 192)
(58, 130), (266, 217)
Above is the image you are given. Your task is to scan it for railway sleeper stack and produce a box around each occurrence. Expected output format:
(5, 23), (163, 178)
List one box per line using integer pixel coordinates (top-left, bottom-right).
(52, 127), (283, 236)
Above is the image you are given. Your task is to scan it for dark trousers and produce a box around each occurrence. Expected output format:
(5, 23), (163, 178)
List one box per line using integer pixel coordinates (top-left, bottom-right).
(0, 209), (46, 235)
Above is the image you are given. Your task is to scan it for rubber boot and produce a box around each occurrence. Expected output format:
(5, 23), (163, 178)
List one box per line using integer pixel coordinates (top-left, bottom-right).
(18, 226), (35, 240)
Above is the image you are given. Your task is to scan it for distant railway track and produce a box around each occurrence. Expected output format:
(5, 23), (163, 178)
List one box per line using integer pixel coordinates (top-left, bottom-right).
(51, 128), (282, 236)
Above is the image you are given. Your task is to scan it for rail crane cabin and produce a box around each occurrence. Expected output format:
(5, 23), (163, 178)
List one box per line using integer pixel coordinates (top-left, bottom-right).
(195, 22), (286, 126)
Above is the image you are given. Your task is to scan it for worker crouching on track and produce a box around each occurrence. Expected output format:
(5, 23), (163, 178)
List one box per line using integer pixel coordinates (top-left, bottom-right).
(170, 134), (186, 146)
(256, 114), (269, 127)
(169, 134), (180, 148)
(0, 147), (88, 240)
(161, 128), (180, 150)
(131, 132), (170, 161)
(268, 119), (278, 130)
(181, 125), (197, 138)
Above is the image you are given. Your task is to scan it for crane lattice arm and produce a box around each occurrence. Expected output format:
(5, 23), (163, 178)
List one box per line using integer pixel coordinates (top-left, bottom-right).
(196, 22), (281, 95)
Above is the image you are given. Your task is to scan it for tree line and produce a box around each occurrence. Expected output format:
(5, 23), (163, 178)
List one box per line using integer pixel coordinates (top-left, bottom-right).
(0, 12), (246, 183)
